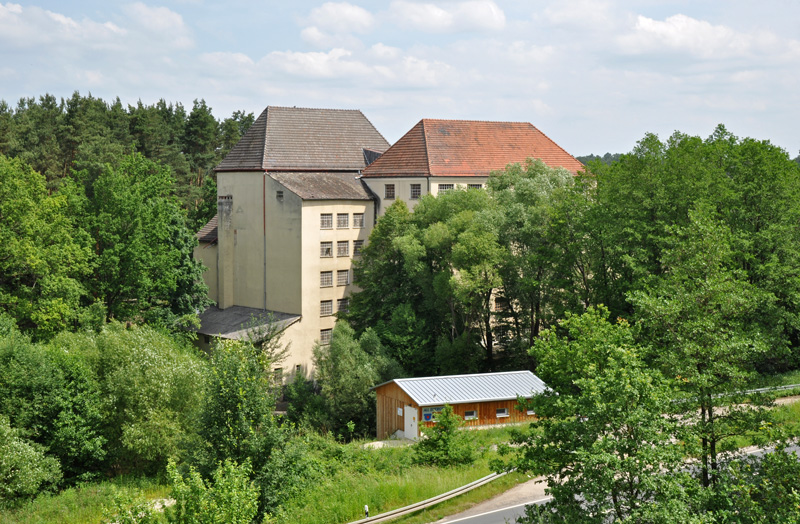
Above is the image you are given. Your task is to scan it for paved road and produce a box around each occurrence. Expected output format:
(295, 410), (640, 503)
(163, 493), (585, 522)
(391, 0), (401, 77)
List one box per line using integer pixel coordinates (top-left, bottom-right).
(437, 498), (550, 524)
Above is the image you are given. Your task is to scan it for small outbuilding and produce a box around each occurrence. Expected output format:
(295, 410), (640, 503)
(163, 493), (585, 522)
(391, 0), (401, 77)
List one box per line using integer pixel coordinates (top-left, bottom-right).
(372, 370), (549, 440)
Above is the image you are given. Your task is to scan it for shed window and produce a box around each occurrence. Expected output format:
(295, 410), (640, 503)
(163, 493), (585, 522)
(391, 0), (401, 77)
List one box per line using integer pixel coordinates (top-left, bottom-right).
(496, 408), (509, 418)
(464, 410), (477, 420)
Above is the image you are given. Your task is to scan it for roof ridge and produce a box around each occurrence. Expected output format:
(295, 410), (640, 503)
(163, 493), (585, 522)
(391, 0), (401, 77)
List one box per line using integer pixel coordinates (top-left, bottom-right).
(266, 105), (365, 112)
(420, 118), (532, 125)
(395, 370), (531, 383)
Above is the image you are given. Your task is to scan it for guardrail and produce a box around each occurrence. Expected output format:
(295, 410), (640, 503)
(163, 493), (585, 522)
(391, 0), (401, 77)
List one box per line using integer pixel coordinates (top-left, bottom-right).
(346, 471), (508, 524)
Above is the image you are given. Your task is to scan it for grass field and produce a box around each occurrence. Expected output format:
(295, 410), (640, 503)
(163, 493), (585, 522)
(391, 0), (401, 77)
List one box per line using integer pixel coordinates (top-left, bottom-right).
(0, 476), (169, 524)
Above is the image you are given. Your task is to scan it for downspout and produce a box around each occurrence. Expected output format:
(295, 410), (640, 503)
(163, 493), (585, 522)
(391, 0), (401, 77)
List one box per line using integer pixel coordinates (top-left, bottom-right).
(263, 173), (267, 311)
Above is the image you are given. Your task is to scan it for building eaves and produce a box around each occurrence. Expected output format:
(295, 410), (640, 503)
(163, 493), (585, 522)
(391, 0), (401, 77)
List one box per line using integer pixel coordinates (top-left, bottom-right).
(196, 305), (300, 340)
(270, 172), (373, 201)
(374, 370), (549, 407)
(197, 214), (218, 243)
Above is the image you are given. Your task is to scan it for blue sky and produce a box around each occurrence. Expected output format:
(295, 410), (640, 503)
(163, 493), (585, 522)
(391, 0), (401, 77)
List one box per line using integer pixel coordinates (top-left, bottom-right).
(1, 0), (798, 156)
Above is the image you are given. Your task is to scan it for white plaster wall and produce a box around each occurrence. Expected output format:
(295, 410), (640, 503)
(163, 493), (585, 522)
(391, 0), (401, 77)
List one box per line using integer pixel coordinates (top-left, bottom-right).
(364, 176), (489, 216)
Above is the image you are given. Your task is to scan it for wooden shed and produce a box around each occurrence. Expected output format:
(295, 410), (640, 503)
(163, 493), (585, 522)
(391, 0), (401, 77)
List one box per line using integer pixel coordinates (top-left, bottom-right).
(372, 370), (549, 440)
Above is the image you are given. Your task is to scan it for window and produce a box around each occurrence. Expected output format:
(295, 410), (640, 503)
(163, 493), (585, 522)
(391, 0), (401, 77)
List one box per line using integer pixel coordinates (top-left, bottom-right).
(337, 240), (349, 257)
(320, 213), (333, 229)
(464, 410), (477, 420)
(438, 183), (454, 194)
(353, 240), (364, 256)
(385, 184), (395, 200)
(337, 269), (350, 286)
(337, 298), (350, 313)
(496, 408), (509, 418)
(320, 300), (333, 316)
(353, 213), (365, 228)
(276, 190), (284, 201)
(527, 409), (536, 416)
(320, 329), (332, 345)
(320, 241), (333, 257)
(468, 183), (483, 190)
(337, 213), (349, 228)
(320, 271), (333, 287)
(410, 183), (421, 199)
(273, 368), (283, 382)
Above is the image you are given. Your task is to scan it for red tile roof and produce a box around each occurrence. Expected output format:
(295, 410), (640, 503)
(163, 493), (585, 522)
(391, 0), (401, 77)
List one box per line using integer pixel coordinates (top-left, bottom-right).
(361, 119), (583, 178)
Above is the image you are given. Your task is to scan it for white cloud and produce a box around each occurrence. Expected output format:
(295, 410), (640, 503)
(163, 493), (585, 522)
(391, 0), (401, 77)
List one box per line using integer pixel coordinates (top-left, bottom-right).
(389, 0), (505, 33)
(369, 43), (402, 60)
(0, 2), (125, 48)
(122, 3), (193, 49)
(617, 14), (798, 61)
(264, 48), (373, 78)
(542, 0), (613, 28)
(307, 2), (375, 34)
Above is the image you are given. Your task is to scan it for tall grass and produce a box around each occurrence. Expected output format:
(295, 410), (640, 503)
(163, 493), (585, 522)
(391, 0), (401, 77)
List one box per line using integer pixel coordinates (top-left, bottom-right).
(274, 425), (524, 524)
(0, 477), (169, 524)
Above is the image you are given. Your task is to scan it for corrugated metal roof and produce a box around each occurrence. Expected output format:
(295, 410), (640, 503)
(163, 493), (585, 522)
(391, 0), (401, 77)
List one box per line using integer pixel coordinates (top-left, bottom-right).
(381, 370), (548, 407)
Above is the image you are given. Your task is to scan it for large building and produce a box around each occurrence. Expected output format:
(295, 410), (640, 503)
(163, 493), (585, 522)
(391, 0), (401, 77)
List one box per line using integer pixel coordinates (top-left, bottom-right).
(194, 106), (389, 378)
(194, 108), (583, 377)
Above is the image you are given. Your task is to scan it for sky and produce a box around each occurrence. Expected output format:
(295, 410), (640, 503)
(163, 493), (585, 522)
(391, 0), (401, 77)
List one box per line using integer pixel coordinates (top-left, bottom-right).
(1, 0), (798, 156)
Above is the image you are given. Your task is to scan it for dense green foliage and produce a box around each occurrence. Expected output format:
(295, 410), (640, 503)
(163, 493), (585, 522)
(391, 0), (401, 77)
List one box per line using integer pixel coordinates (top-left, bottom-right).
(0, 93), (253, 227)
(413, 405), (475, 467)
(0, 416), (62, 509)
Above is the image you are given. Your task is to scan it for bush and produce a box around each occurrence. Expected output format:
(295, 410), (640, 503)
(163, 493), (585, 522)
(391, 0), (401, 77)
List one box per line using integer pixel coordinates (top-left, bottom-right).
(167, 459), (258, 524)
(0, 416), (62, 509)
(0, 331), (106, 482)
(413, 404), (475, 467)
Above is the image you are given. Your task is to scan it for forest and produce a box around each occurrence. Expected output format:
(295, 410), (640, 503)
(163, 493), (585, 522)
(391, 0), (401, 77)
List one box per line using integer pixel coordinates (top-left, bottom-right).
(2, 92), (800, 522)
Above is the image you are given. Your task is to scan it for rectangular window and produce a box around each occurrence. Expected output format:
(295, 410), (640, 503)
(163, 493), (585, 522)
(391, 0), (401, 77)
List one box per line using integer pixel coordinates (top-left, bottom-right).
(337, 213), (349, 229)
(276, 190), (284, 201)
(320, 213), (333, 229)
(353, 239), (364, 256)
(385, 184), (395, 200)
(320, 328), (332, 345)
(320, 271), (333, 287)
(464, 410), (477, 420)
(337, 240), (349, 257)
(320, 241), (333, 258)
(496, 408), (509, 418)
(410, 183), (421, 199)
(526, 409), (536, 416)
(468, 183), (483, 190)
(353, 213), (365, 228)
(337, 269), (350, 286)
(320, 300), (333, 316)
(337, 298), (350, 313)
(438, 183), (454, 194)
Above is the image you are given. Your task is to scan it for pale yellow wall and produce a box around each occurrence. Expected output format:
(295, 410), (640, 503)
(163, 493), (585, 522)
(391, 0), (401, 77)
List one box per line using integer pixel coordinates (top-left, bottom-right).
(364, 176), (489, 216)
(277, 199), (374, 376)
(217, 172), (268, 310)
(194, 242), (218, 303)
(264, 177), (302, 315)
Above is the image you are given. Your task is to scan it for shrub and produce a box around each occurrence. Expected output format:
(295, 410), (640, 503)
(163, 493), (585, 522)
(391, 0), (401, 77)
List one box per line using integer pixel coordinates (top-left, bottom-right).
(413, 404), (475, 467)
(167, 459), (258, 524)
(0, 416), (62, 509)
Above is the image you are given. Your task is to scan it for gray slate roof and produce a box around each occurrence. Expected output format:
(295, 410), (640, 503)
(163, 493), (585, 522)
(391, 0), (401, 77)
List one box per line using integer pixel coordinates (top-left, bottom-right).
(378, 371), (549, 407)
(215, 106), (390, 172)
(197, 215), (218, 243)
(271, 172), (373, 200)
(197, 305), (300, 340)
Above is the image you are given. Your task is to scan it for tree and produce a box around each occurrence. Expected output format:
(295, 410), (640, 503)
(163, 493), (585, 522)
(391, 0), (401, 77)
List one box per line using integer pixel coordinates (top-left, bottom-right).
(0, 415), (62, 509)
(503, 308), (698, 523)
(413, 404), (475, 467)
(630, 206), (774, 487)
(79, 152), (209, 327)
(311, 322), (388, 438)
(0, 154), (91, 338)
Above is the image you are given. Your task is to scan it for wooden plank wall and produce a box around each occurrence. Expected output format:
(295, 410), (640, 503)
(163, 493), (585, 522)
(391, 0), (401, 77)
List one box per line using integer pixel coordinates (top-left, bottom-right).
(421, 400), (536, 430)
(375, 382), (416, 439)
